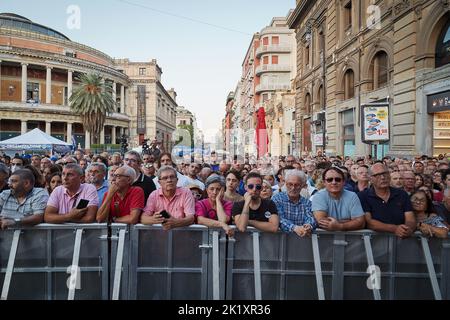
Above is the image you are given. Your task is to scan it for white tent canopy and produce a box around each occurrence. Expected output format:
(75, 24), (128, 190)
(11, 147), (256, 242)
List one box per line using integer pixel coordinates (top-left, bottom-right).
(0, 128), (72, 154)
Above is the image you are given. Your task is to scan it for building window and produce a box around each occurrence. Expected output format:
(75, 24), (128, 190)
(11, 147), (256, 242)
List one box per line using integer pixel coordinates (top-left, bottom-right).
(272, 36), (279, 45)
(304, 93), (311, 115)
(263, 37), (269, 45)
(436, 19), (450, 68)
(26, 82), (39, 102)
(262, 93), (269, 102)
(344, 69), (355, 100)
(272, 55), (279, 64)
(369, 51), (389, 90)
(139, 68), (146, 75)
(343, 1), (352, 31)
(342, 109), (355, 156)
(263, 56), (269, 65)
(305, 44), (310, 66)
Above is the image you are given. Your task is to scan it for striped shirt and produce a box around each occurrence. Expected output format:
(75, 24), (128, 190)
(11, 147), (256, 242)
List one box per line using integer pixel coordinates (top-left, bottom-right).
(0, 188), (49, 219)
(272, 191), (317, 232)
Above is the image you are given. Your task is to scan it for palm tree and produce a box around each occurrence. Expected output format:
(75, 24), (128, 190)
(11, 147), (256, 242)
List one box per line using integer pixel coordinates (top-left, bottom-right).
(69, 73), (115, 146)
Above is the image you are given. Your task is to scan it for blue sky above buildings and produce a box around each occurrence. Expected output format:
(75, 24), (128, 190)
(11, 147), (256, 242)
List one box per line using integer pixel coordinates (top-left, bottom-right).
(2, 0), (294, 142)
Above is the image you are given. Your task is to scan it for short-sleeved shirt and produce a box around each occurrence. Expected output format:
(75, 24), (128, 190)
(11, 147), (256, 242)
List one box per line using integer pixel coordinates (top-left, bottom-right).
(358, 187), (413, 225)
(231, 199), (278, 222)
(142, 187), (195, 219)
(272, 191), (317, 232)
(311, 189), (364, 221)
(434, 202), (450, 224)
(47, 184), (99, 215)
(0, 187), (49, 219)
(195, 199), (233, 220)
(96, 180), (109, 204)
(102, 186), (144, 218)
(133, 173), (156, 202)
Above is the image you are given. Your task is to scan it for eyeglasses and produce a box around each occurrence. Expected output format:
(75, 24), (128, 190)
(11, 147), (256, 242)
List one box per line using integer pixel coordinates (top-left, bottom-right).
(286, 183), (302, 188)
(160, 175), (177, 181)
(247, 184), (262, 190)
(371, 171), (390, 178)
(411, 198), (427, 204)
(124, 158), (137, 163)
(325, 177), (342, 183)
(112, 173), (129, 179)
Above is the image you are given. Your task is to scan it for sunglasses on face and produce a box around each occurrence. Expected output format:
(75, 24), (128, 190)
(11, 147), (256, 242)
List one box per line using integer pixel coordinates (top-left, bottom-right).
(325, 177), (342, 183)
(247, 184), (262, 190)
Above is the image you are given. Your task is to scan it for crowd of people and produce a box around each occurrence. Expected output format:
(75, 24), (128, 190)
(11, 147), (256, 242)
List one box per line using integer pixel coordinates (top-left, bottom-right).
(0, 150), (448, 239)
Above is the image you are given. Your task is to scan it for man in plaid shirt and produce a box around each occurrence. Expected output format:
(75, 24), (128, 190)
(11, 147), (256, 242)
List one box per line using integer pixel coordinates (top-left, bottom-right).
(272, 170), (316, 237)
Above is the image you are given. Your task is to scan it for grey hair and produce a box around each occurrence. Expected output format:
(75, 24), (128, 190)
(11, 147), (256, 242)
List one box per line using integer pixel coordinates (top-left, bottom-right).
(368, 163), (389, 176)
(157, 165), (178, 180)
(87, 162), (107, 174)
(0, 163), (10, 176)
(125, 151), (142, 164)
(64, 163), (84, 176)
(119, 165), (136, 182)
(284, 169), (307, 184)
(262, 179), (272, 188)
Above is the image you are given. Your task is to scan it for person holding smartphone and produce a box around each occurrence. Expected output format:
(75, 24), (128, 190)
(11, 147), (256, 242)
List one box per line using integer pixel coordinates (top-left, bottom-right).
(44, 164), (98, 223)
(96, 165), (144, 224)
(141, 166), (195, 230)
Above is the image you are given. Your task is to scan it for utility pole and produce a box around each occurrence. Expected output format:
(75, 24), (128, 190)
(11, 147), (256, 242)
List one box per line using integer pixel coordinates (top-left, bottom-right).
(320, 25), (327, 155)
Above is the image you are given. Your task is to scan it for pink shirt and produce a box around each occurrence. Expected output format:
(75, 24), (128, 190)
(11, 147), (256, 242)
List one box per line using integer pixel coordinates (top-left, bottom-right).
(195, 199), (232, 220)
(47, 184), (99, 215)
(142, 187), (195, 218)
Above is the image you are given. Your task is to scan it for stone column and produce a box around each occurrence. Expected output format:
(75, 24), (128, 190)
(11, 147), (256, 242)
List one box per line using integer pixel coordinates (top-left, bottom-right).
(67, 69), (73, 105)
(66, 122), (73, 144)
(46, 66), (52, 104)
(373, 57), (379, 90)
(120, 85), (125, 114)
(100, 127), (105, 145)
(21, 120), (27, 134)
(21, 63), (28, 102)
(111, 126), (116, 145)
(45, 121), (51, 135)
(112, 82), (117, 112)
(85, 131), (91, 150)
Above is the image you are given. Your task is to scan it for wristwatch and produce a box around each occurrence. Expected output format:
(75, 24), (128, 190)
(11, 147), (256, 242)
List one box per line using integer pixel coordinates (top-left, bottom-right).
(14, 218), (22, 227)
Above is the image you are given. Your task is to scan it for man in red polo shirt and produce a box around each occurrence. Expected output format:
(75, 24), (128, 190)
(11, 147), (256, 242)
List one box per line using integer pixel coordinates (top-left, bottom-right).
(96, 165), (144, 224)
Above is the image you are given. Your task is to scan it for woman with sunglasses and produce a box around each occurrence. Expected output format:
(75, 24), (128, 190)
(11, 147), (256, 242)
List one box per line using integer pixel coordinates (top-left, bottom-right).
(195, 175), (233, 236)
(410, 190), (448, 238)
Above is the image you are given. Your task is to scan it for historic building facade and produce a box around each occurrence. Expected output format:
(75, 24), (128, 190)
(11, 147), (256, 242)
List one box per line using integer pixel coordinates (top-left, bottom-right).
(0, 13), (130, 149)
(288, 0), (450, 157)
(114, 59), (177, 151)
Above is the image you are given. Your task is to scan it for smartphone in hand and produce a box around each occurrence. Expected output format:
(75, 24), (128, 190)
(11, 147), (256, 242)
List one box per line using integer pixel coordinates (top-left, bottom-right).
(76, 199), (89, 209)
(160, 210), (170, 219)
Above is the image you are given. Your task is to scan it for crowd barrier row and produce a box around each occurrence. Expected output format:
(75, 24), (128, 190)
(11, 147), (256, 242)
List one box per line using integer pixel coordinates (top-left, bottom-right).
(0, 224), (449, 300)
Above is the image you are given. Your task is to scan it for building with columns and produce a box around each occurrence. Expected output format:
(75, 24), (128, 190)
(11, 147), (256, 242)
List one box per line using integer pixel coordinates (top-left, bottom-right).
(0, 13), (130, 150)
(114, 59), (177, 152)
(288, 0), (450, 158)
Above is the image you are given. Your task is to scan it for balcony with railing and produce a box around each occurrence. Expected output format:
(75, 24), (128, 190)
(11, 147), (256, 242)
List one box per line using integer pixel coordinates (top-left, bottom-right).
(255, 64), (290, 76)
(255, 43), (291, 58)
(255, 83), (291, 94)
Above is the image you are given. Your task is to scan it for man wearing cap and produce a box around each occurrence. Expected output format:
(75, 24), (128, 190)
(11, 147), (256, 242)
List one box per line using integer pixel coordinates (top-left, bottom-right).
(196, 175), (233, 236)
(187, 184), (203, 202)
(232, 172), (279, 233)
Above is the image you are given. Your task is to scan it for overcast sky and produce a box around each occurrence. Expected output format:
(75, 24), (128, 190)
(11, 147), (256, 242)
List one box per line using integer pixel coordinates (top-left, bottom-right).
(2, 0), (294, 142)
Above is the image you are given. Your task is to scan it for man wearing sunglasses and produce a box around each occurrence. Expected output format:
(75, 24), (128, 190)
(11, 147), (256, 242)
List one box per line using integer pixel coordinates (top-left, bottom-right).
(311, 167), (365, 231)
(232, 172), (279, 233)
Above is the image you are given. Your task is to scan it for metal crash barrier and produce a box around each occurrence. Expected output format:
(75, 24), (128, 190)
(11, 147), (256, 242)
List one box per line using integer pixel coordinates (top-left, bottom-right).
(1, 224), (449, 300)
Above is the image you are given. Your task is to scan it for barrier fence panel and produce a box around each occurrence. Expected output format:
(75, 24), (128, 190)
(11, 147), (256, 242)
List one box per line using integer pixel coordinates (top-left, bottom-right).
(0, 224), (109, 300)
(110, 224), (130, 300)
(128, 224), (211, 300)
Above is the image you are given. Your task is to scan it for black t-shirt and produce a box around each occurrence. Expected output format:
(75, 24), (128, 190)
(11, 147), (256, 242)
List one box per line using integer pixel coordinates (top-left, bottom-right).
(132, 173), (156, 202)
(231, 199), (278, 222)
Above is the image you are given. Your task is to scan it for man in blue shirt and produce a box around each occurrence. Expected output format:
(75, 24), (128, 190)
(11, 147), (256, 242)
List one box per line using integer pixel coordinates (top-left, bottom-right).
(311, 167), (365, 231)
(87, 162), (109, 204)
(358, 163), (415, 238)
(272, 170), (316, 237)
